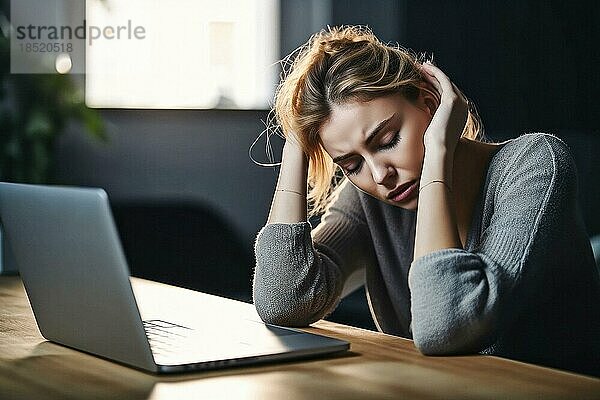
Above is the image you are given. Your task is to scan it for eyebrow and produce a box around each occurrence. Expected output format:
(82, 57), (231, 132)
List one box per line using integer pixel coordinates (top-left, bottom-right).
(332, 113), (396, 164)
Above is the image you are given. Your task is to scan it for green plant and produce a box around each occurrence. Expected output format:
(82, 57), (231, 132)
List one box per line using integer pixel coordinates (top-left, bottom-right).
(0, 29), (107, 184)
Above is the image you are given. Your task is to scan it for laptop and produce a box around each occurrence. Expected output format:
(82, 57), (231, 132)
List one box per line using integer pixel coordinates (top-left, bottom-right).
(0, 182), (349, 373)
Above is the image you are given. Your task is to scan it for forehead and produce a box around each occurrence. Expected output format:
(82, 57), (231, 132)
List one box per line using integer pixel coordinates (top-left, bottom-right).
(319, 93), (408, 153)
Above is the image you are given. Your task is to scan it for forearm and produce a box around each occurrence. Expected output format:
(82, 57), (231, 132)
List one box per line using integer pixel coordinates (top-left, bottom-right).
(267, 141), (308, 224)
(413, 147), (462, 260)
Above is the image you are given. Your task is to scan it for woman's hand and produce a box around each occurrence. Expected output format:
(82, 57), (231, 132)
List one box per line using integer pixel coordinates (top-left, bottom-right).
(419, 61), (469, 156)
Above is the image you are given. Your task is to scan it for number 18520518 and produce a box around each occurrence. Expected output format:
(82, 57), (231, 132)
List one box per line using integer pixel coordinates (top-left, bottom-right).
(20, 42), (73, 53)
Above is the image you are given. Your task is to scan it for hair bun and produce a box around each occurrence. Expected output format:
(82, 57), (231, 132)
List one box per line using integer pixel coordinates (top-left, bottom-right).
(318, 38), (353, 54)
(315, 26), (374, 54)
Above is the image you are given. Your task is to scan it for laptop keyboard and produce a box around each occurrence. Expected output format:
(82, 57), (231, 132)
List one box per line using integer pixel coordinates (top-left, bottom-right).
(143, 319), (193, 355)
(143, 318), (301, 359)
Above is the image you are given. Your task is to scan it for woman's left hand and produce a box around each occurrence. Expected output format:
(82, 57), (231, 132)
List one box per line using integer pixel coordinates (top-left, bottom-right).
(419, 61), (469, 157)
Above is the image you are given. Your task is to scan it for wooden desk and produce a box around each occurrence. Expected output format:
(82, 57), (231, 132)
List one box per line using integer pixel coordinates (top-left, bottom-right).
(1, 276), (598, 400)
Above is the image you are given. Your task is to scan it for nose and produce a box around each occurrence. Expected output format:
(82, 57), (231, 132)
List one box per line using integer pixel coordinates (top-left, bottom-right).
(370, 161), (395, 186)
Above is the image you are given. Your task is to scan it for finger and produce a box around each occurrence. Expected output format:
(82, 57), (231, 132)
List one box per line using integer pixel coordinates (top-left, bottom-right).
(425, 78), (442, 103)
(421, 81), (441, 103)
(419, 64), (442, 93)
(421, 62), (455, 97)
(419, 67), (443, 99)
(424, 63), (467, 105)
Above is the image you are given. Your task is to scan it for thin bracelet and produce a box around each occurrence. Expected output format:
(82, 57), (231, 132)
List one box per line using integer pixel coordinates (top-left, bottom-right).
(418, 180), (452, 194)
(276, 188), (306, 197)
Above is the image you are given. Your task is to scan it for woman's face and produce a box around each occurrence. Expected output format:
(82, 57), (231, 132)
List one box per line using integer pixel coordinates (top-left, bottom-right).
(319, 90), (437, 210)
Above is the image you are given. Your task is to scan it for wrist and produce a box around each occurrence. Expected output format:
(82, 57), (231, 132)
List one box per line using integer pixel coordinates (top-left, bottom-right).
(277, 140), (308, 196)
(421, 149), (453, 186)
(424, 141), (453, 158)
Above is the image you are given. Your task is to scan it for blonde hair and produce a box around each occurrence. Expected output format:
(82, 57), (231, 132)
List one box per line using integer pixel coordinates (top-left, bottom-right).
(272, 25), (485, 216)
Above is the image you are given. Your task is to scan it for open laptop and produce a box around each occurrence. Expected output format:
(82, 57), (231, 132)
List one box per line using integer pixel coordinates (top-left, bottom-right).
(0, 182), (349, 373)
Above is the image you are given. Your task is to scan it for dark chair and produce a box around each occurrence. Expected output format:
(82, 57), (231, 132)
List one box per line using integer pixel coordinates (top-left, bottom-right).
(110, 201), (254, 303)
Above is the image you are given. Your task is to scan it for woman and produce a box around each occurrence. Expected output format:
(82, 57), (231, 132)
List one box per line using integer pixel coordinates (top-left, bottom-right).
(252, 25), (600, 376)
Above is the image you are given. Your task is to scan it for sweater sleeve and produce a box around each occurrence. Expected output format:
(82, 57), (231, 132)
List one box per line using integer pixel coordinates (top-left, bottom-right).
(253, 180), (376, 326)
(408, 134), (578, 354)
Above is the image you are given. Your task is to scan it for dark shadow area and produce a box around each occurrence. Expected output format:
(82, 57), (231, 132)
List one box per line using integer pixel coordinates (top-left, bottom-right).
(110, 201), (254, 303)
(326, 287), (377, 332)
(0, 342), (155, 400)
(398, 1), (600, 133)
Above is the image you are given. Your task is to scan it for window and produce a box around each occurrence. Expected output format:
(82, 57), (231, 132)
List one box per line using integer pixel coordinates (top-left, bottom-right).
(85, 0), (279, 109)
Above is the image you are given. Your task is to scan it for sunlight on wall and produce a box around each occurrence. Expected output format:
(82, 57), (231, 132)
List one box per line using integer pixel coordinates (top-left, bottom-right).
(85, 0), (279, 109)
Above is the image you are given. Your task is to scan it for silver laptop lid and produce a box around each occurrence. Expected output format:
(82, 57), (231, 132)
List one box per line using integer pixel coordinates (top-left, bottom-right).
(0, 182), (156, 371)
(0, 182), (350, 374)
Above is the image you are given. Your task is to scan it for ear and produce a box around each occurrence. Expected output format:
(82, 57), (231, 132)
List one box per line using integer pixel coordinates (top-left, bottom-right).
(418, 85), (440, 118)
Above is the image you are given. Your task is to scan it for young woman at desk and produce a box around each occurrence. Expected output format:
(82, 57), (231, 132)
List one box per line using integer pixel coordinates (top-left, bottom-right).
(252, 25), (600, 376)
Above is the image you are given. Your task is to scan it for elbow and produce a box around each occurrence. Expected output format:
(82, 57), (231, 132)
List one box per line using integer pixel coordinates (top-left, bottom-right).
(411, 326), (455, 356)
(254, 304), (303, 327)
(410, 312), (495, 356)
(253, 297), (314, 327)
(253, 300), (287, 326)
(252, 281), (316, 327)
(408, 252), (497, 355)
(410, 316), (456, 355)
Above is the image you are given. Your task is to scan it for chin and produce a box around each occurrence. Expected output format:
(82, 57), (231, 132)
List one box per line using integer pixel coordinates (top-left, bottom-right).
(384, 196), (418, 210)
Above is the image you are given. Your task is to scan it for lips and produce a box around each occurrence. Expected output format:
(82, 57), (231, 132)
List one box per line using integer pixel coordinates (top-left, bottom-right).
(387, 180), (417, 200)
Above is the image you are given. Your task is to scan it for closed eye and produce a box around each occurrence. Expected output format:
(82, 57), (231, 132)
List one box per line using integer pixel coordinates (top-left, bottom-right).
(379, 131), (401, 150)
(342, 159), (362, 176)
(340, 131), (401, 176)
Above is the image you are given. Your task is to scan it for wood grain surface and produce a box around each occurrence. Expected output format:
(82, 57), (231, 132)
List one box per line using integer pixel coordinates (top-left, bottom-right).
(1, 276), (598, 400)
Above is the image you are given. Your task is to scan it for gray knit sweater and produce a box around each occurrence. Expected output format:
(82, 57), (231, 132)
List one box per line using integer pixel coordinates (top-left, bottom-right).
(253, 133), (600, 376)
